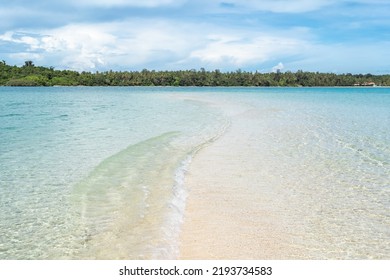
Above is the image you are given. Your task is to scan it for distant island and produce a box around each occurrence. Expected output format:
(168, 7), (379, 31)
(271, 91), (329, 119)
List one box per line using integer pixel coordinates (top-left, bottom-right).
(1, 60), (389, 87)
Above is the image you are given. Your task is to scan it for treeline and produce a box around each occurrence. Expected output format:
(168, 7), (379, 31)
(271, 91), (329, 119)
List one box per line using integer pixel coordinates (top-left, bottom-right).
(1, 60), (390, 87)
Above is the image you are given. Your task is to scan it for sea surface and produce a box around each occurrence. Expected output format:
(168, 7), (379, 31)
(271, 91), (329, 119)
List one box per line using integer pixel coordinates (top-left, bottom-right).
(0, 86), (389, 259)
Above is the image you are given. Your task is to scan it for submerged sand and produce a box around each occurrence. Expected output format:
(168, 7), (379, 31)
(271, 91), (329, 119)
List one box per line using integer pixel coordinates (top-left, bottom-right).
(178, 101), (302, 259)
(178, 92), (390, 260)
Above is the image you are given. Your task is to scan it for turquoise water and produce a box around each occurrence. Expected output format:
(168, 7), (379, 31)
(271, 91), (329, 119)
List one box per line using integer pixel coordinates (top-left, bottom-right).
(0, 87), (226, 259)
(0, 86), (389, 259)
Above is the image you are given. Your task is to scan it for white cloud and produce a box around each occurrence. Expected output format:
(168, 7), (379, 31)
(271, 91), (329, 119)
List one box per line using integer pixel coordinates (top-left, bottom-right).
(2, 15), (388, 73)
(0, 31), (42, 51)
(272, 62), (284, 72)
(9, 52), (43, 61)
(189, 33), (309, 69)
(2, 20), (200, 70)
(41, 24), (123, 70)
(0, 32), (14, 42)
(0, 20), (315, 71)
(1, 0), (389, 73)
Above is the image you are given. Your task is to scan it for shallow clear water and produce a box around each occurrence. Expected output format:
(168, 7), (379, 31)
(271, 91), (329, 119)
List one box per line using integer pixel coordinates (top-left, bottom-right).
(0, 87), (226, 259)
(203, 87), (390, 259)
(0, 86), (389, 259)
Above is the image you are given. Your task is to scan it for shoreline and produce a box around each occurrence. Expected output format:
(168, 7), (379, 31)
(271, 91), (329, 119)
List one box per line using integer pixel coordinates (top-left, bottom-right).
(178, 101), (301, 259)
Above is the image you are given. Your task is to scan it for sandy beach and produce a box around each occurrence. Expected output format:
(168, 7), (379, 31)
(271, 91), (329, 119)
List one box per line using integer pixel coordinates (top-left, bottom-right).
(178, 101), (303, 259)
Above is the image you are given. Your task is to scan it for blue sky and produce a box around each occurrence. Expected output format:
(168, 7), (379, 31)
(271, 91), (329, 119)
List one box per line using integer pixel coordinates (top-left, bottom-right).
(0, 0), (389, 73)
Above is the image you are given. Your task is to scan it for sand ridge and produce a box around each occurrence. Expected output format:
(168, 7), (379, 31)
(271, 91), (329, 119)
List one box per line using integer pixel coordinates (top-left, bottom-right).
(179, 102), (301, 259)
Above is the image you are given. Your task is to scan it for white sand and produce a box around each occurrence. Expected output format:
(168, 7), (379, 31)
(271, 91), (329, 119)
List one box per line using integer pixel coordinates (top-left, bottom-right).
(179, 103), (302, 259)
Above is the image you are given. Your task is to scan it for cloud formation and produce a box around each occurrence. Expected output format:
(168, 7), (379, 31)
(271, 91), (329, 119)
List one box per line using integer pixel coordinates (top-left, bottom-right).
(189, 34), (307, 68)
(0, 26), (382, 73)
(0, 20), (311, 71)
(272, 62), (284, 73)
(0, 0), (389, 73)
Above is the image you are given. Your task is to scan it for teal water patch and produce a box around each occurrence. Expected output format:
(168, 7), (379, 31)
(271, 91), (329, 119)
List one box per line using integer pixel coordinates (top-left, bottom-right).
(72, 131), (190, 259)
(0, 87), (226, 259)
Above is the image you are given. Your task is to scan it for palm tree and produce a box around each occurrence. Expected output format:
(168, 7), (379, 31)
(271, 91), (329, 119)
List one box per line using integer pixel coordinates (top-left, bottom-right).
(24, 60), (34, 67)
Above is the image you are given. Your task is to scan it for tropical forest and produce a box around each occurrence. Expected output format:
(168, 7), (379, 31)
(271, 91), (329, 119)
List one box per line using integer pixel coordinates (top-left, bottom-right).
(1, 60), (389, 87)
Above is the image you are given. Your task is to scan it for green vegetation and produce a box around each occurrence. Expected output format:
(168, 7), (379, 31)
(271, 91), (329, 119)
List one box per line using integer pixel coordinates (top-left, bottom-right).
(1, 60), (389, 87)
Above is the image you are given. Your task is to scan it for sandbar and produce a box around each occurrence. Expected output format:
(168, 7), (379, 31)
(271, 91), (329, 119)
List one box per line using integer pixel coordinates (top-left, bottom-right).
(178, 102), (302, 259)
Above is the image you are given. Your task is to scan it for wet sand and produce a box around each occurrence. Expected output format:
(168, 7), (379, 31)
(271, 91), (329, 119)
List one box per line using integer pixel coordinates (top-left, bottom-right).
(178, 104), (301, 259)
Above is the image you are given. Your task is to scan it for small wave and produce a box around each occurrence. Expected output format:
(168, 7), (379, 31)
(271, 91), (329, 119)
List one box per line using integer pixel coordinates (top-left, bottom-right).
(0, 113), (23, 118)
(158, 155), (192, 259)
(53, 114), (69, 119)
(1, 126), (18, 131)
(339, 140), (389, 167)
(6, 102), (30, 107)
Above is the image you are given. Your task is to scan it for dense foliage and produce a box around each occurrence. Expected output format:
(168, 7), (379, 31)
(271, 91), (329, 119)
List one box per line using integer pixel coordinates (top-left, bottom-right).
(1, 60), (389, 87)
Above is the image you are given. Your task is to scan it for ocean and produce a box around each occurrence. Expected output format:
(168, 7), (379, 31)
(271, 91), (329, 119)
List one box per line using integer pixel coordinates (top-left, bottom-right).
(0, 86), (389, 259)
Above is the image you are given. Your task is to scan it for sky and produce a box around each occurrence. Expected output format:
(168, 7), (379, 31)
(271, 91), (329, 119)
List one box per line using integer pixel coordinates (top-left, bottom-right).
(0, 0), (389, 73)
